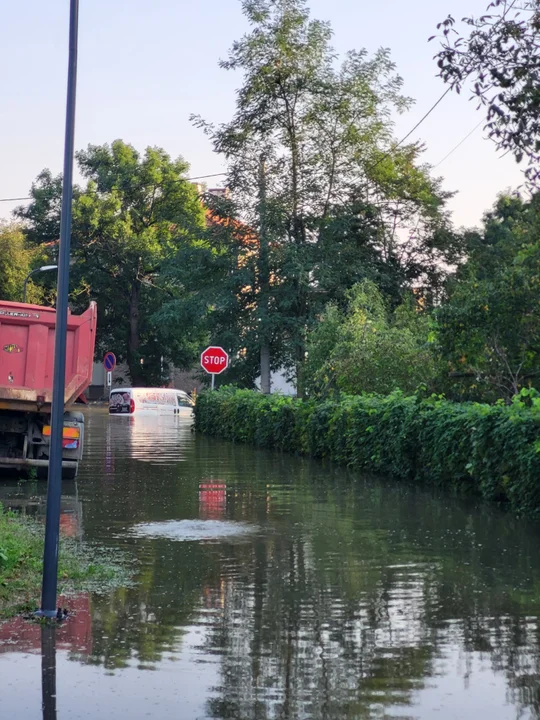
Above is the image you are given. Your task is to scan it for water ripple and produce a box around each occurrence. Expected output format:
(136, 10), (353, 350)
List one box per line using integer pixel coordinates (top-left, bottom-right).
(128, 519), (259, 542)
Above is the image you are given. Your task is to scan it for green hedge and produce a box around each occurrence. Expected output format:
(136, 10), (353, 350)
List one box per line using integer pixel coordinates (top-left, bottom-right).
(194, 388), (540, 516)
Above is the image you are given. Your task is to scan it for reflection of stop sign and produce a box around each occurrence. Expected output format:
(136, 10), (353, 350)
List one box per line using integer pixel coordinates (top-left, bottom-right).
(201, 346), (229, 375)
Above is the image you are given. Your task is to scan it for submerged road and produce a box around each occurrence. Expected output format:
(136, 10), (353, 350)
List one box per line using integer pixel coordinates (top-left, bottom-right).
(2, 406), (540, 719)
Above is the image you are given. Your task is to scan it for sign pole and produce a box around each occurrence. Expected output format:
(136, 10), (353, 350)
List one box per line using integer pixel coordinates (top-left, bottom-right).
(211, 373), (215, 391)
(103, 352), (116, 392)
(37, 0), (79, 619)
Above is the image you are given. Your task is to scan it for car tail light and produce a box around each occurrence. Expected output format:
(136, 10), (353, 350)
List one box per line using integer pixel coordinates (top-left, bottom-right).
(130, 399), (135, 414)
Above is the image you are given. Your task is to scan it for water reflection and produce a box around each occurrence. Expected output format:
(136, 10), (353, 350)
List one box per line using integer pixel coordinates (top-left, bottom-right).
(107, 412), (194, 464)
(0, 594), (92, 657)
(3, 408), (540, 718)
(200, 482), (227, 520)
(0, 481), (83, 542)
(41, 624), (56, 720)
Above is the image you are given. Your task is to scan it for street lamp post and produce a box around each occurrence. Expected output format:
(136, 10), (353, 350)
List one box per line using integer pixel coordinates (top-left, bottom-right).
(22, 266), (58, 303)
(36, 0), (79, 619)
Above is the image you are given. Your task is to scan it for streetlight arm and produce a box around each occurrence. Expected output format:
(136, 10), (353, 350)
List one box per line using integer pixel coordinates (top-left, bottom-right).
(23, 269), (39, 304)
(22, 265), (58, 304)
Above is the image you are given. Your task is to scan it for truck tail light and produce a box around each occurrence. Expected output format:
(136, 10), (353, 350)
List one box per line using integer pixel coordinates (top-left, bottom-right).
(43, 426), (81, 440)
(129, 399), (136, 414)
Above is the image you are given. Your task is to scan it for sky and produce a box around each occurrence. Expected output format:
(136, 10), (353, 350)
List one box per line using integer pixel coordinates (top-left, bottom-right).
(0, 0), (525, 229)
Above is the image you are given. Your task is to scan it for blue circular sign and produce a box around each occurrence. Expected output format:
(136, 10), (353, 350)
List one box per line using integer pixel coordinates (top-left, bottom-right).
(104, 352), (116, 371)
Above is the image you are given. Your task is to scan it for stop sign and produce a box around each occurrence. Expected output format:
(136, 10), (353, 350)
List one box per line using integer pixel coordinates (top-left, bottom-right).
(201, 346), (229, 375)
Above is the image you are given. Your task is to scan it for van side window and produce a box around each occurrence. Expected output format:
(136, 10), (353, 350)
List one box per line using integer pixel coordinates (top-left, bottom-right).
(176, 394), (192, 407)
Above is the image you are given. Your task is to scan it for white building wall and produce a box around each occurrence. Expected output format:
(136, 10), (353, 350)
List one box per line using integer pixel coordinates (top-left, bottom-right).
(255, 369), (296, 396)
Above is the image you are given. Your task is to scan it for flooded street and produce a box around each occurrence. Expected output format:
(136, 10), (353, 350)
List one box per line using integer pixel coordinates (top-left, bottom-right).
(3, 406), (540, 719)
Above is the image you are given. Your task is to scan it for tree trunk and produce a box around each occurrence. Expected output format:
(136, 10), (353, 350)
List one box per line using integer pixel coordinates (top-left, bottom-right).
(127, 281), (144, 386)
(258, 156), (272, 394)
(260, 345), (271, 394)
(295, 341), (305, 399)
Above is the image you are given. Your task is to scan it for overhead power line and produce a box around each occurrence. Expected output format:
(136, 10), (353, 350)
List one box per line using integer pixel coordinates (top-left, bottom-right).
(0, 89), (460, 206)
(368, 87), (452, 172)
(433, 119), (485, 168)
(0, 172), (228, 204)
(0, 196), (33, 203)
(395, 87), (452, 151)
(1, 90), (454, 205)
(188, 172), (227, 181)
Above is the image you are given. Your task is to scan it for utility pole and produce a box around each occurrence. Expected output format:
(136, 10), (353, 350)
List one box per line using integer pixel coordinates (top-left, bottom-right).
(37, 0), (79, 619)
(258, 155), (271, 395)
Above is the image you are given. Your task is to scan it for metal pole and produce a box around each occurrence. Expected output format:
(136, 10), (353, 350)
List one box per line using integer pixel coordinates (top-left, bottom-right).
(38, 0), (79, 618)
(211, 373), (215, 391)
(23, 270), (35, 303)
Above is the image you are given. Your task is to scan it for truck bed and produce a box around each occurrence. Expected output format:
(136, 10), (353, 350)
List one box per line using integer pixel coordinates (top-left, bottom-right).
(0, 301), (97, 412)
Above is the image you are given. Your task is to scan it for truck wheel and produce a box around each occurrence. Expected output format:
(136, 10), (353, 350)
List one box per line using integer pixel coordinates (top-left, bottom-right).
(62, 465), (78, 480)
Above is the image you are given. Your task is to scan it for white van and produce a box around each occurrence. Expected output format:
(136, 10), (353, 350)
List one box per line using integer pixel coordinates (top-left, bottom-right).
(108, 388), (194, 416)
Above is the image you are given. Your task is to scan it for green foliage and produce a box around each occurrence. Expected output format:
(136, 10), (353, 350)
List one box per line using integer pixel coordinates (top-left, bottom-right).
(158, 193), (268, 388)
(0, 223), (45, 303)
(0, 503), (130, 618)
(303, 280), (440, 396)
(17, 141), (206, 385)
(433, 0), (540, 184)
(195, 388), (540, 516)
(437, 194), (540, 401)
(186, 0), (456, 389)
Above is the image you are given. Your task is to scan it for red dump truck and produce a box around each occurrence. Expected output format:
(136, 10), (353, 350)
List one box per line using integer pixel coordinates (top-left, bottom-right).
(0, 300), (97, 479)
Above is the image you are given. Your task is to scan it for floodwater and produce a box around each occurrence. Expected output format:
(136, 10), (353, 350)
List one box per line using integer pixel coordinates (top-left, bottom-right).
(2, 408), (540, 719)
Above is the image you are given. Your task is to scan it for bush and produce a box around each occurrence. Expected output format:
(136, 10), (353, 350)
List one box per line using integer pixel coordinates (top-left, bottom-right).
(194, 388), (540, 516)
(302, 281), (440, 397)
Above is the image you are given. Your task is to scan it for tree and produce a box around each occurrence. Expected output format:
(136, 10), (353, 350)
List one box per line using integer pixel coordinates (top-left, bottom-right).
(433, 0), (540, 183)
(437, 194), (540, 401)
(302, 280), (438, 397)
(188, 0), (454, 393)
(0, 223), (45, 303)
(158, 190), (290, 389)
(17, 141), (206, 385)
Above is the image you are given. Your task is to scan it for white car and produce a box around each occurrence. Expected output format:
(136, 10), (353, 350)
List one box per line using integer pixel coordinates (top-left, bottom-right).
(108, 388), (194, 416)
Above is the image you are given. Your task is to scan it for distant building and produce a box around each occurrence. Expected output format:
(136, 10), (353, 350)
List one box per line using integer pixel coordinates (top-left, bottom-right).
(190, 184), (229, 200)
(255, 369), (296, 396)
(208, 187), (230, 199)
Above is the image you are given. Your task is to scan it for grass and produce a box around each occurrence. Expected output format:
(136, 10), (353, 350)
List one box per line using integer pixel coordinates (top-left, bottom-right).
(0, 503), (131, 619)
